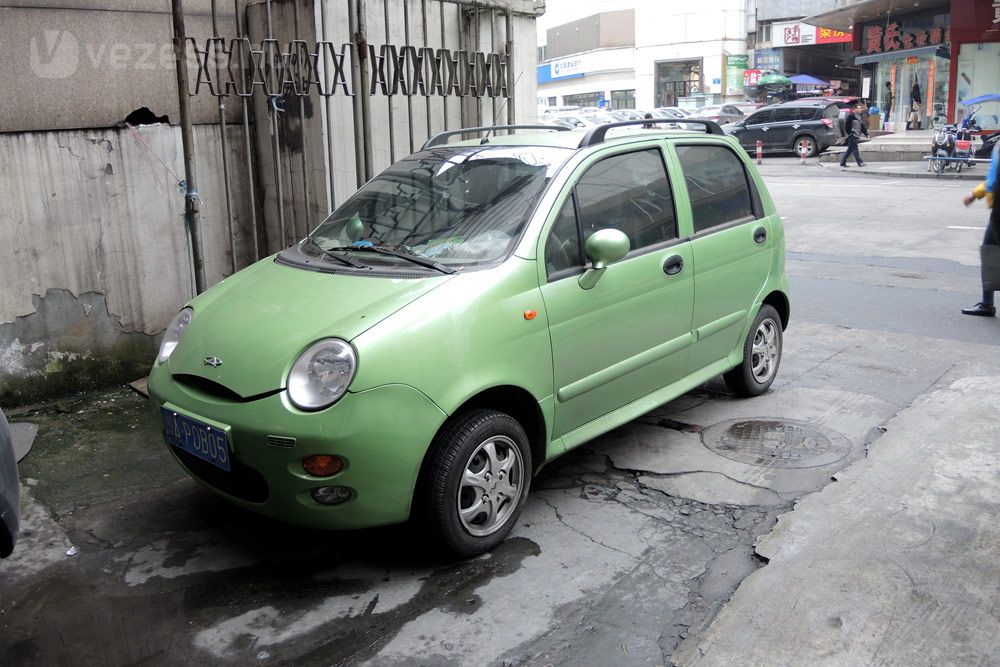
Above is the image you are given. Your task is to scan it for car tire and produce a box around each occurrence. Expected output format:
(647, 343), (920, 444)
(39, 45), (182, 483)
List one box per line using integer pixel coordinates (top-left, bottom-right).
(793, 134), (818, 158)
(723, 305), (783, 397)
(420, 409), (531, 558)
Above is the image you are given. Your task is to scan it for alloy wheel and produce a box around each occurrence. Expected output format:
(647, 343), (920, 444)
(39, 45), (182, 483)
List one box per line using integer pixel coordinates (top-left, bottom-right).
(751, 318), (780, 384)
(456, 435), (524, 537)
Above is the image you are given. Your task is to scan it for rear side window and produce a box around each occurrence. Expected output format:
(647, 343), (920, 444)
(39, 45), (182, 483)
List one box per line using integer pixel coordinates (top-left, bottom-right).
(824, 105), (840, 119)
(574, 149), (678, 251)
(772, 108), (798, 122)
(676, 145), (755, 233)
(746, 109), (774, 125)
(796, 107), (819, 121)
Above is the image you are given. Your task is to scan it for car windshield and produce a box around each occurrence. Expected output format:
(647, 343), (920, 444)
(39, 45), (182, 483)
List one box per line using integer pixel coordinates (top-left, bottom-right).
(304, 145), (573, 270)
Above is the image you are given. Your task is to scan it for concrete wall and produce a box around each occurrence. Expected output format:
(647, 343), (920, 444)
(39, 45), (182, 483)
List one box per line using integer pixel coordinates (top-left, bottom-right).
(0, 123), (254, 405)
(0, 0), (242, 133)
(756, 0), (840, 22)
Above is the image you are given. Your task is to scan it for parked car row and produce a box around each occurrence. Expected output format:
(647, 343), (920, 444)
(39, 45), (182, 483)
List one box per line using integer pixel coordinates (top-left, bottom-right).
(541, 100), (847, 156)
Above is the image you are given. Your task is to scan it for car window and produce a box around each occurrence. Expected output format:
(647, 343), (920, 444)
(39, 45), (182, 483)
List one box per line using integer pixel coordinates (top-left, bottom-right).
(676, 145), (755, 233)
(823, 105), (840, 120)
(574, 149), (678, 253)
(545, 198), (583, 276)
(746, 109), (774, 125)
(796, 107), (818, 121)
(772, 108), (798, 122)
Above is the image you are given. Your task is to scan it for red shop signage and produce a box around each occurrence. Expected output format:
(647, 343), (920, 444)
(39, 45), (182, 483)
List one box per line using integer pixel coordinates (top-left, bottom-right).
(863, 22), (951, 54)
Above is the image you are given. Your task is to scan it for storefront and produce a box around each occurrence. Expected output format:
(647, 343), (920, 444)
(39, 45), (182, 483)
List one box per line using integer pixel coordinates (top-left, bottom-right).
(948, 0), (1000, 129)
(855, 10), (951, 130)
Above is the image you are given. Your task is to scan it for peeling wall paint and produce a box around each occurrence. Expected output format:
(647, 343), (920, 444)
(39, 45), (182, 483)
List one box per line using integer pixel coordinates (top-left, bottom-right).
(0, 123), (254, 405)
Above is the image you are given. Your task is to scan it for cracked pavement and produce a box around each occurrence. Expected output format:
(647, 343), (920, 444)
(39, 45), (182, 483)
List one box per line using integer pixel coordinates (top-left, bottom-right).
(3, 163), (999, 665)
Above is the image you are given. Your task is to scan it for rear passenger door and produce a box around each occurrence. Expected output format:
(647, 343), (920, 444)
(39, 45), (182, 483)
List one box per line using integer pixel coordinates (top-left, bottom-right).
(672, 143), (772, 376)
(766, 107), (799, 151)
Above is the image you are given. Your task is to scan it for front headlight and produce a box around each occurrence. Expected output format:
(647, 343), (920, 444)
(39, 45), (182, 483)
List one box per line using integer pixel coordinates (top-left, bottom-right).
(287, 339), (357, 411)
(157, 307), (193, 364)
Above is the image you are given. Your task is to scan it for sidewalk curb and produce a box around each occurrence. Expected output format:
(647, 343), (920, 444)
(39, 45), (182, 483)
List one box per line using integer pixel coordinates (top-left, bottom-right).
(816, 160), (982, 181)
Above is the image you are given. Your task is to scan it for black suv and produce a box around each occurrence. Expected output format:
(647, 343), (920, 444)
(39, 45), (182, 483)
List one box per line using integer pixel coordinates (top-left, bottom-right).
(724, 101), (843, 157)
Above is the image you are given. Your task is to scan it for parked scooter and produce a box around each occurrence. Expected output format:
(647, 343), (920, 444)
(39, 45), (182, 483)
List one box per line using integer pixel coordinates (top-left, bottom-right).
(930, 125), (957, 174)
(974, 130), (999, 160)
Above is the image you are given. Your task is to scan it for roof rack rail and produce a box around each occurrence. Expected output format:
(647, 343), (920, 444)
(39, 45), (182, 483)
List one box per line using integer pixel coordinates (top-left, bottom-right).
(421, 124), (570, 150)
(578, 118), (724, 148)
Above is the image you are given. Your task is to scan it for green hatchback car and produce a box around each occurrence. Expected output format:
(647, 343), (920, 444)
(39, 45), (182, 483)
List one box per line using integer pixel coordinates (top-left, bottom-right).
(149, 119), (789, 556)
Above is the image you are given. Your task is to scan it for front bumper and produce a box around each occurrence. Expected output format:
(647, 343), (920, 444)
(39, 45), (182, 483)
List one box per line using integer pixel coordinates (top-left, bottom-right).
(149, 368), (447, 530)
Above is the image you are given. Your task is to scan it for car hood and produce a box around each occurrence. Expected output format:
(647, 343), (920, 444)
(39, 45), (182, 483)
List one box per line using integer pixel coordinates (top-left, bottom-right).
(166, 258), (453, 398)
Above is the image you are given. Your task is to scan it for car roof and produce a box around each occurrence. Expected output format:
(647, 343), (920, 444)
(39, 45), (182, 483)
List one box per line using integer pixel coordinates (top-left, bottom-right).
(770, 100), (836, 108)
(439, 127), (730, 151)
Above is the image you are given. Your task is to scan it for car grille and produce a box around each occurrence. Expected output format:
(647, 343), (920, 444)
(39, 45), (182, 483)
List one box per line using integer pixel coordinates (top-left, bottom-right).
(173, 447), (269, 503)
(173, 374), (244, 401)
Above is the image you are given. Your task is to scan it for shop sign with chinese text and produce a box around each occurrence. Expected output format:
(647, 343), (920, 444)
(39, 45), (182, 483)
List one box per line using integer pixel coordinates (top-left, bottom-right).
(862, 15), (951, 55)
(774, 22), (852, 47)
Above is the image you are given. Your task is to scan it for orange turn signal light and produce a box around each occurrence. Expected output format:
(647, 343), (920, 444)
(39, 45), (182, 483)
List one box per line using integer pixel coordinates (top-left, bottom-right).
(523, 309), (538, 320)
(303, 454), (344, 477)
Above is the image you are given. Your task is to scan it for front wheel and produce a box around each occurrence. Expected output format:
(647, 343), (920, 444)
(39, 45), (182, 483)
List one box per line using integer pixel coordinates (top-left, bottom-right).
(793, 135), (818, 158)
(420, 409), (532, 558)
(724, 305), (783, 397)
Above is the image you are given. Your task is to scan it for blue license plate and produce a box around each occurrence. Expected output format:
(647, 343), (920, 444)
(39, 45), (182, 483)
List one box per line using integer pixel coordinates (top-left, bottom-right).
(160, 408), (231, 472)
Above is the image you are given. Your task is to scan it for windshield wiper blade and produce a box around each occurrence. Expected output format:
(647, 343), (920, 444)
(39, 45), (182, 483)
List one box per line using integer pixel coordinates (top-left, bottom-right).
(304, 237), (367, 269)
(327, 245), (457, 275)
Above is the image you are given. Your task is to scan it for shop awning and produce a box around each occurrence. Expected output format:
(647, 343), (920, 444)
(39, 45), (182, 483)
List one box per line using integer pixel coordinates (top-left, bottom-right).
(789, 74), (829, 86)
(804, 0), (950, 32)
(854, 44), (938, 64)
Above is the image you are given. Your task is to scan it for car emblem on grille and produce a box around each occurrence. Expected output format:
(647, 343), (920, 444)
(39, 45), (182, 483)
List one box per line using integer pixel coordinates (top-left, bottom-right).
(203, 356), (223, 368)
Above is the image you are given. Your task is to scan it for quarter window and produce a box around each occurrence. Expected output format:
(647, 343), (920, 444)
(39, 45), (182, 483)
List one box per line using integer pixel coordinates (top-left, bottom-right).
(545, 198), (583, 276)
(676, 145), (755, 233)
(574, 149), (678, 251)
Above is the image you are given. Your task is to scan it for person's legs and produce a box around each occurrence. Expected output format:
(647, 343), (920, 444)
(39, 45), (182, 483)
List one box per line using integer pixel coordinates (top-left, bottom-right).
(852, 138), (864, 166)
(962, 224), (998, 315)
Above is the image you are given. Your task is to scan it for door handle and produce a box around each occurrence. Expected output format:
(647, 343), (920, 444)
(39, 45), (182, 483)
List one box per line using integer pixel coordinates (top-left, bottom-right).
(753, 226), (767, 244)
(662, 254), (684, 275)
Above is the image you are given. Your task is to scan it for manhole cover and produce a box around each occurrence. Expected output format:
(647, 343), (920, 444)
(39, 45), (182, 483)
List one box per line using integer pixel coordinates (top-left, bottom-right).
(701, 418), (851, 468)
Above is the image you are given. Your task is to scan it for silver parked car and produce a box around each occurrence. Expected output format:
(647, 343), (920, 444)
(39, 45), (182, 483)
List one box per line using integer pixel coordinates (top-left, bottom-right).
(0, 408), (19, 558)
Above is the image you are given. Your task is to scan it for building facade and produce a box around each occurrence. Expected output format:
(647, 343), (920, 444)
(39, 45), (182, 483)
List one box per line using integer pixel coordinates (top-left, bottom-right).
(536, 0), (749, 112)
(807, 0), (1000, 129)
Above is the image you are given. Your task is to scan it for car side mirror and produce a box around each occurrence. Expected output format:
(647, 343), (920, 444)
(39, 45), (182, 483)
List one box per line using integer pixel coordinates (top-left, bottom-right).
(579, 229), (630, 289)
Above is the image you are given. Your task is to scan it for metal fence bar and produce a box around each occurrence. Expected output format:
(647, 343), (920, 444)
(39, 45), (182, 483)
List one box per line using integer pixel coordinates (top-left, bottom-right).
(318, 0), (338, 209)
(439, 0), (448, 132)
(422, 0), (431, 140)
(211, 0), (238, 274)
(264, 0), (288, 249)
(235, 0), (260, 261)
(293, 0), (312, 234)
(382, 0), (396, 164)
(170, 0), (206, 294)
(505, 7), (514, 125)
(403, 0), (415, 154)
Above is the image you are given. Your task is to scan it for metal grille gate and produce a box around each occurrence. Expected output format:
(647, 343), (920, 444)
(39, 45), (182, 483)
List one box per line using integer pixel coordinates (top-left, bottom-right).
(171, 0), (522, 292)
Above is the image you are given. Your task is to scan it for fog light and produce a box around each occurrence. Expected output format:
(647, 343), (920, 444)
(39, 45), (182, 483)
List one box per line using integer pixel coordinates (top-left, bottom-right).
(311, 486), (352, 505)
(302, 455), (344, 477)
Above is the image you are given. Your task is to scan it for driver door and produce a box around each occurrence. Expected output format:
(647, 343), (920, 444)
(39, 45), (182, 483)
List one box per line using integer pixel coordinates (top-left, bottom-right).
(538, 147), (695, 440)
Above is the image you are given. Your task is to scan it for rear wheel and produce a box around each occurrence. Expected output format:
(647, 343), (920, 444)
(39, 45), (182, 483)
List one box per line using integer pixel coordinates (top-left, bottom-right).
(724, 305), (783, 397)
(793, 135), (818, 158)
(421, 409), (531, 558)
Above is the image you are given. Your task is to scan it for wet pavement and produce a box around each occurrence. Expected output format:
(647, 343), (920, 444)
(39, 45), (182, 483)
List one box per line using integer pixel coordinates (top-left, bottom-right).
(3, 168), (998, 665)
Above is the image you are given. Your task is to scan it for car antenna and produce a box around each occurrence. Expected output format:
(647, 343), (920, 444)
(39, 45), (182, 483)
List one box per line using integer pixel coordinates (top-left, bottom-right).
(481, 71), (525, 145)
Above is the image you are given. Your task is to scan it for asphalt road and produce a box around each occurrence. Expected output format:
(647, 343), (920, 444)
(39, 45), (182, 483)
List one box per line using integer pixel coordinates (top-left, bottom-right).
(2, 160), (997, 666)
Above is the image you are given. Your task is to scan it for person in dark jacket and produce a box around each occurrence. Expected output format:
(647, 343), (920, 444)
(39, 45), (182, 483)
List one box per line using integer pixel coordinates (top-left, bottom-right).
(840, 104), (869, 168)
(961, 143), (1000, 316)
(883, 81), (893, 123)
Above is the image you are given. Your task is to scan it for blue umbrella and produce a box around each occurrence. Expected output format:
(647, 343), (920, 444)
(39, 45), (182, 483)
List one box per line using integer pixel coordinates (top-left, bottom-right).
(960, 93), (1000, 106)
(788, 74), (829, 86)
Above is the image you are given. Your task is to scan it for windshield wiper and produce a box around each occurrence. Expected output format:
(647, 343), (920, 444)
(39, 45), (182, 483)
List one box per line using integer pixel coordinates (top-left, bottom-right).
(304, 236), (368, 269)
(327, 245), (457, 275)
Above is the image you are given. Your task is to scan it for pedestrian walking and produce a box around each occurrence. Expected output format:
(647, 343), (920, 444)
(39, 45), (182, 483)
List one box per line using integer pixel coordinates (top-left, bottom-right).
(907, 82), (922, 130)
(840, 104), (869, 168)
(961, 141), (1000, 316)
(883, 81), (893, 124)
